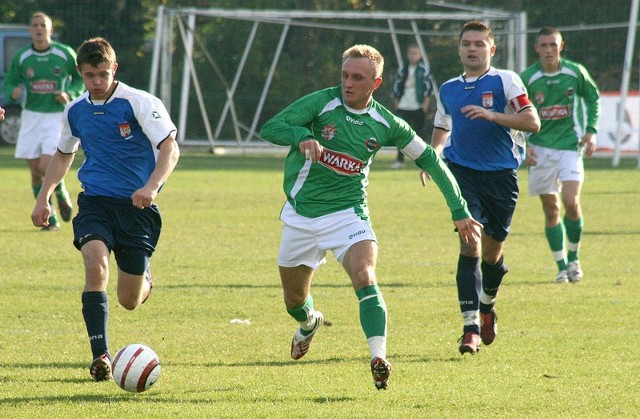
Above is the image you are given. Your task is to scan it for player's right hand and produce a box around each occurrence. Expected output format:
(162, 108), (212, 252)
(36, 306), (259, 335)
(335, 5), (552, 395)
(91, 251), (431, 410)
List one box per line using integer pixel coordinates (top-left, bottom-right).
(300, 139), (323, 163)
(419, 170), (432, 186)
(31, 201), (52, 227)
(11, 86), (24, 101)
(525, 147), (538, 166)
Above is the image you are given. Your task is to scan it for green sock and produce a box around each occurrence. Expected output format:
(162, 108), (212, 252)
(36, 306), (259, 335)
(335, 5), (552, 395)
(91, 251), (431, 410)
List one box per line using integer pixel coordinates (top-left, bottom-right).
(54, 179), (69, 202)
(545, 223), (567, 271)
(355, 284), (387, 339)
(287, 295), (315, 336)
(32, 184), (41, 199)
(564, 216), (583, 263)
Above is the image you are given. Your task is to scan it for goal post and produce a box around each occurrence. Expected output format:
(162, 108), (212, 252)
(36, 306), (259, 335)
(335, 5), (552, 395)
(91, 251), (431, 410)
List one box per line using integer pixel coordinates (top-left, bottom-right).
(149, 7), (527, 151)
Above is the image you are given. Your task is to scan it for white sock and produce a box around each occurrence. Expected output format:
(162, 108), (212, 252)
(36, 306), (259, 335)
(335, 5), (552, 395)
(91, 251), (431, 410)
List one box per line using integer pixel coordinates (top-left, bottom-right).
(300, 310), (317, 331)
(462, 310), (480, 328)
(479, 291), (495, 306)
(368, 336), (386, 360)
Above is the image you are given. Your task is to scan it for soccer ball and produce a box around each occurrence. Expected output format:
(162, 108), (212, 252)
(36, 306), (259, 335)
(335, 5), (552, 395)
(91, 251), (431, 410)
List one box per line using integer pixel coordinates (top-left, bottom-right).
(112, 344), (161, 393)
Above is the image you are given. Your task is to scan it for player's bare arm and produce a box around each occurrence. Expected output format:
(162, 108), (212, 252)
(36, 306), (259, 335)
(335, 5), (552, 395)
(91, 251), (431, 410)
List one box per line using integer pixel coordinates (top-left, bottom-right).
(461, 105), (540, 133)
(31, 151), (75, 226)
(131, 135), (180, 209)
(299, 138), (323, 163)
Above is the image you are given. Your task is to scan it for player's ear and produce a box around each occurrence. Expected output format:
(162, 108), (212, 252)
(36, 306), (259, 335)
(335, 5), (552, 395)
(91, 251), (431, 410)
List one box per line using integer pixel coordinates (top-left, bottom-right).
(113, 62), (119, 75)
(372, 77), (383, 90)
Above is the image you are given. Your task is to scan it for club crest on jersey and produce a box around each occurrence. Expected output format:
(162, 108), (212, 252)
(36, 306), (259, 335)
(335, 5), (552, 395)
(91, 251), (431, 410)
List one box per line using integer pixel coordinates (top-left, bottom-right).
(319, 148), (364, 175)
(119, 122), (132, 139)
(364, 137), (379, 152)
(535, 92), (545, 105)
(482, 92), (494, 108)
(322, 124), (337, 141)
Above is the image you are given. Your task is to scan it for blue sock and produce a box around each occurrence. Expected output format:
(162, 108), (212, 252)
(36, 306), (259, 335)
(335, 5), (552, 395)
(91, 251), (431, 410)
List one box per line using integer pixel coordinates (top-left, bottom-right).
(82, 291), (109, 359)
(456, 254), (480, 334)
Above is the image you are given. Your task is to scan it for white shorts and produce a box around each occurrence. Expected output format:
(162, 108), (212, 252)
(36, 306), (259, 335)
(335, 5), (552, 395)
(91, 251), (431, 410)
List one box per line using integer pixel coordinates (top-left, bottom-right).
(14, 110), (64, 159)
(528, 144), (584, 196)
(278, 202), (377, 269)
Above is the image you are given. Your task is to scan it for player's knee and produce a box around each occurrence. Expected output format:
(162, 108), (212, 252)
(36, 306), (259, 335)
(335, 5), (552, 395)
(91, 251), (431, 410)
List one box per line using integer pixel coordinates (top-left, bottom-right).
(350, 266), (376, 288)
(118, 294), (140, 311)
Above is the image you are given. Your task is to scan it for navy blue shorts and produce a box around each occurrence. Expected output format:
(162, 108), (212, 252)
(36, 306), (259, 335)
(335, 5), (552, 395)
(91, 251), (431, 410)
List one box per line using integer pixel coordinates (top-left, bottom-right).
(447, 162), (518, 242)
(72, 193), (162, 274)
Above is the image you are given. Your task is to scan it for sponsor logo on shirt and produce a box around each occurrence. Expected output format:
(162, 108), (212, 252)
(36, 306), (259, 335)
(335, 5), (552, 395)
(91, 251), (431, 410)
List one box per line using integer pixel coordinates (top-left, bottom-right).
(319, 148), (364, 175)
(539, 105), (570, 120)
(152, 110), (161, 119)
(322, 124), (336, 141)
(482, 91), (493, 108)
(346, 115), (363, 126)
(119, 122), (132, 138)
(30, 80), (56, 93)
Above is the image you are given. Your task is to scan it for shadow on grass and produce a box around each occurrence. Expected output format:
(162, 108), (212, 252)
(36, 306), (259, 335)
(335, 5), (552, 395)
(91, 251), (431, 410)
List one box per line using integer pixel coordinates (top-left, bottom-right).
(161, 281), (453, 290)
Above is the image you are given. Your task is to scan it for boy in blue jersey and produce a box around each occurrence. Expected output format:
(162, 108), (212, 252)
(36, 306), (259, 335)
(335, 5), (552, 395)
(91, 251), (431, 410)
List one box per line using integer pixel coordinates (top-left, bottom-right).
(423, 21), (540, 355)
(31, 37), (180, 382)
(261, 44), (482, 390)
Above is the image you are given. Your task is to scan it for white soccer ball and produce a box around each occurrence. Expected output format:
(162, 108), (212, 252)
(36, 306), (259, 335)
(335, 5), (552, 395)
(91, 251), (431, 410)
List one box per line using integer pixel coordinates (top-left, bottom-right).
(112, 344), (161, 393)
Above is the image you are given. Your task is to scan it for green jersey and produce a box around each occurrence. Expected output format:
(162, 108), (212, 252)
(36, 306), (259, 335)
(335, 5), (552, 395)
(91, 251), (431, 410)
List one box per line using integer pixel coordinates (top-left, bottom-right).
(3, 40), (85, 113)
(520, 58), (600, 151)
(260, 86), (470, 221)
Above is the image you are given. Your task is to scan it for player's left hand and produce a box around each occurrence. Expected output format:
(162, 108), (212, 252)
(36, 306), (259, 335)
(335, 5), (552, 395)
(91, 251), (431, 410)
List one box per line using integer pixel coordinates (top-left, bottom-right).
(0, 107), (5, 122)
(131, 187), (157, 209)
(454, 217), (483, 244)
(580, 133), (597, 158)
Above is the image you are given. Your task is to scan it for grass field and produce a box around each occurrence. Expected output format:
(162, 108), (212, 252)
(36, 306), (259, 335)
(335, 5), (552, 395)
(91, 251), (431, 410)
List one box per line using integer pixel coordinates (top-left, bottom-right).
(0, 145), (639, 418)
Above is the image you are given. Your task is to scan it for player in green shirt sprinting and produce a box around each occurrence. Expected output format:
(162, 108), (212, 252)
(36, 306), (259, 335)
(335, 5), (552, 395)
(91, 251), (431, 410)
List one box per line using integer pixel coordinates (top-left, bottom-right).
(520, 27), (600, 283)
(260, 44), (482, 390)
(3, 12), (85, 231)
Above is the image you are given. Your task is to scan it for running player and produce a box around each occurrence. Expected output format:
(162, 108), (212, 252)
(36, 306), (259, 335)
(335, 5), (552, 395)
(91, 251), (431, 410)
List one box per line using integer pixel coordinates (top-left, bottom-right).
(31, 37), (180, 382)
(260, 44), (482, 390)
(4, 12), (84, 230)
(520, 27), (600, 283)
(424, 21), (540, 355)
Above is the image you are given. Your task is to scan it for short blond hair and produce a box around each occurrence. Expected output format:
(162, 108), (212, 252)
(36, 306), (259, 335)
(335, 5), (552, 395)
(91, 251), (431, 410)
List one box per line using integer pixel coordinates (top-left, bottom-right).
(342, 44), (384, 79)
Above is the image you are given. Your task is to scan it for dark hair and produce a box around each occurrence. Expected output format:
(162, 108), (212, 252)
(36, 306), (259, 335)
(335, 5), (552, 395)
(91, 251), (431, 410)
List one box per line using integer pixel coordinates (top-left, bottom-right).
(537, 27), (562, 40)
(459, 20), (494, 45)
(76, 37), (117, 68)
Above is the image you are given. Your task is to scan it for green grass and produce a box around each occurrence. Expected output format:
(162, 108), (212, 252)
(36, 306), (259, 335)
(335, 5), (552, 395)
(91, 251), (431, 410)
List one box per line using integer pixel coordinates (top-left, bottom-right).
(0, 145), (638, 418)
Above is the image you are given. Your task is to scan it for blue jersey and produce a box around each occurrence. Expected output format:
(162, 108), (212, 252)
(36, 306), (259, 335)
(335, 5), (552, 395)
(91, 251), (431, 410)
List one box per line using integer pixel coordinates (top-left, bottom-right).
(59, 82), (177, 198)
(434, 67), (532, 171)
